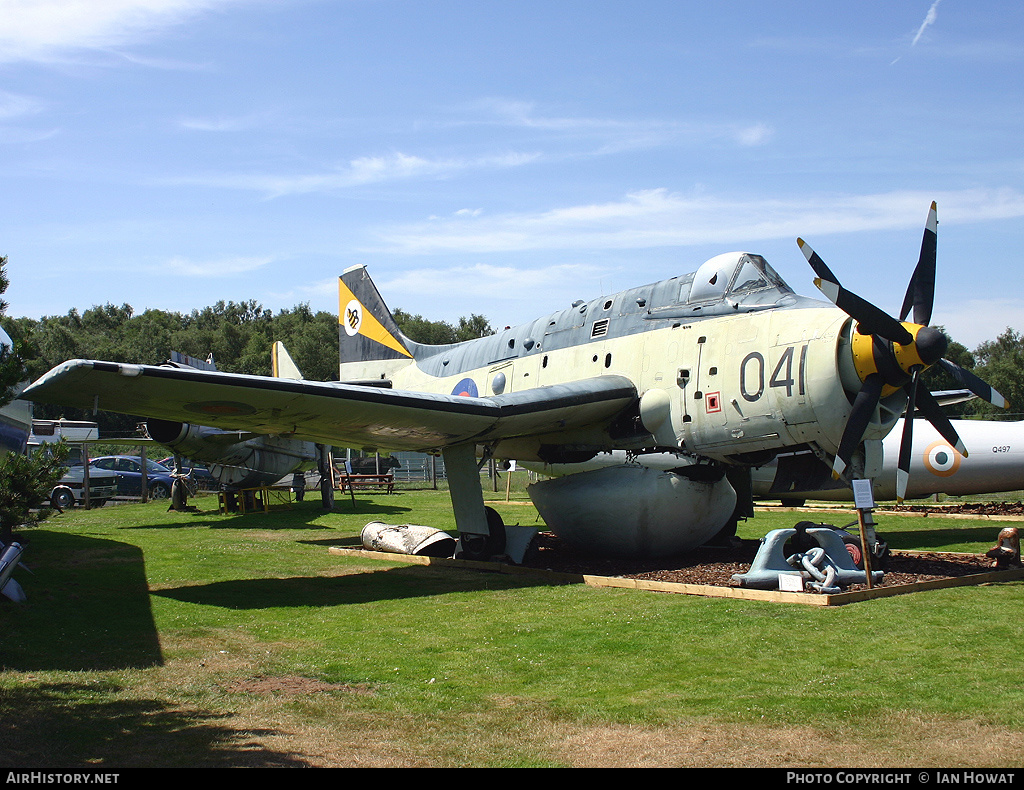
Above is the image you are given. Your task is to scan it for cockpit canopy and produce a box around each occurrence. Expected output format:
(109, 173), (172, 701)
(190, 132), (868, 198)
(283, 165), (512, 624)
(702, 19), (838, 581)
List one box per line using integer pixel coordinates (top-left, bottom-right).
(689, 252), (792, 304)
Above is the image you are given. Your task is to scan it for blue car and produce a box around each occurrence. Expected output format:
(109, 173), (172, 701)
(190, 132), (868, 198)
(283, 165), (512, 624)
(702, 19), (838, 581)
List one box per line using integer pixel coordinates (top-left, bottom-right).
(89, 455), (177, 499)
(158, 457), (218, 490)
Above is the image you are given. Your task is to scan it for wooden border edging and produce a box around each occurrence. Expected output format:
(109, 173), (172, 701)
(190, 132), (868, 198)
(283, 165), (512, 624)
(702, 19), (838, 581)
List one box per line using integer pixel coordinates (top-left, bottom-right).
(327, 547), (1024, 606)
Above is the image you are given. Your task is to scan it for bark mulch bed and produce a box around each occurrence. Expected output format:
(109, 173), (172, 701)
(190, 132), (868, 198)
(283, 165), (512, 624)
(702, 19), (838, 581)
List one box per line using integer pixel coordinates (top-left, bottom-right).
(889, 501), (1024, 517)
(520, 531), (1004, 591)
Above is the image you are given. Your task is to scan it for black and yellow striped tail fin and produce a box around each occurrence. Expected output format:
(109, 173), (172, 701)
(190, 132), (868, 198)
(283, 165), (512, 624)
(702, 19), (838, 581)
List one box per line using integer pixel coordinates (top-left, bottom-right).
(338, 265), (414, 365)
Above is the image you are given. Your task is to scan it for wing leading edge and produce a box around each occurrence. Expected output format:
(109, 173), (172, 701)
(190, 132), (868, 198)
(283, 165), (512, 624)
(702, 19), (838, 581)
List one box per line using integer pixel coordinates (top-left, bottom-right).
(21, 360), (638, 452)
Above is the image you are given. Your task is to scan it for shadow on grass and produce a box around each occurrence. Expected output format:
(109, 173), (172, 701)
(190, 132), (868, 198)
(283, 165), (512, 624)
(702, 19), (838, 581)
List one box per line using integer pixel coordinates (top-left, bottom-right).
(874, 523), (1005, 551)
(0, 681), (311, 767)
(1, 531), (163, 672)
(152, 563), (571, 610)
(118, 498), (414, 531)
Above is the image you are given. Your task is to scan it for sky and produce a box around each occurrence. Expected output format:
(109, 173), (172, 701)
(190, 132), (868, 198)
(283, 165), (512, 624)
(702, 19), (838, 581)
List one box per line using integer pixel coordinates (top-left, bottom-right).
(1, 0), (1022, 351)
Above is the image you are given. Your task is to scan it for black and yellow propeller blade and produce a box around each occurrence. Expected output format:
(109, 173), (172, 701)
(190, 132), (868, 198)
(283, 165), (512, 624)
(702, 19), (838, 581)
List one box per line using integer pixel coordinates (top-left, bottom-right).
(799, 202), (1000, 494)
(899, 201), (937, 327)
(832, 373), (884, 480)
(896, 370), (920, 503)
(799, 239), (914, 345)
(937, 358), (1009, 410)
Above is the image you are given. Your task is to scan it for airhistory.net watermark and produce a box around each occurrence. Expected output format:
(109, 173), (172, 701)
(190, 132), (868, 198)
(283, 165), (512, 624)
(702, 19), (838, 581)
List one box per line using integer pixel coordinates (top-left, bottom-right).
(6, 774), (119, 784)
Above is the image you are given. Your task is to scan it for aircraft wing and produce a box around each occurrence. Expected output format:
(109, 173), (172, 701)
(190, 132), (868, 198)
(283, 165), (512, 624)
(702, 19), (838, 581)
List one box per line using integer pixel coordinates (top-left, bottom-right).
(20, 360), (638, 451)
(929, 389), (976, 408)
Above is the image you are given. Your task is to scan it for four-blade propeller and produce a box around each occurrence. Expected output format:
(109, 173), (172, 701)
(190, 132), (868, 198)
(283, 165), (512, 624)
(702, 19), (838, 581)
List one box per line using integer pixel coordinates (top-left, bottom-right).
(799, 202), (1009, 502)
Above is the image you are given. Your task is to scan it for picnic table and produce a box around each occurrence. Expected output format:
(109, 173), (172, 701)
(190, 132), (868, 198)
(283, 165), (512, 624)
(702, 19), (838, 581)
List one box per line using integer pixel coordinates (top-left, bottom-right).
(337, 473), (395, 494)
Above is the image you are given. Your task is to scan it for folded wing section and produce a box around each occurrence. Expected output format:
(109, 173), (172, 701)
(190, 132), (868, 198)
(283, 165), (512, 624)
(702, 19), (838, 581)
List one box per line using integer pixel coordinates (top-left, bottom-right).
(21, 360), (637, 452)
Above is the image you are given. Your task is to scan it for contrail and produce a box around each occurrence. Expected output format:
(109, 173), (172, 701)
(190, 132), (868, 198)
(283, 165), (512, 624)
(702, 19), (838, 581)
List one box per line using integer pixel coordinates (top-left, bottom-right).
(912, 0), (943, 46)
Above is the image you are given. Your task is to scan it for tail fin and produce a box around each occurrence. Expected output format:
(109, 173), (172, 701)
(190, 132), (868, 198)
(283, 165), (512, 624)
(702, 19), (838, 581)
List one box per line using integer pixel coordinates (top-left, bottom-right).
(338, 265), (414, 364)
(271, 341), (303, 380)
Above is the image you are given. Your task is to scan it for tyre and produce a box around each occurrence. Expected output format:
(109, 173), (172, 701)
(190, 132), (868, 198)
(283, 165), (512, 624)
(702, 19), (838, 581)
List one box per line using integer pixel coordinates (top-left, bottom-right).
(149, 482), (171, 500)
(50, 487), (76, 510)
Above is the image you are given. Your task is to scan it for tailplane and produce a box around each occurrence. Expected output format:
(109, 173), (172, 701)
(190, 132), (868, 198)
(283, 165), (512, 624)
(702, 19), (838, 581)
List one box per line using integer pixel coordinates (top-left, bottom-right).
(338, 265), (414, 365)
(271, 341), (303, 380)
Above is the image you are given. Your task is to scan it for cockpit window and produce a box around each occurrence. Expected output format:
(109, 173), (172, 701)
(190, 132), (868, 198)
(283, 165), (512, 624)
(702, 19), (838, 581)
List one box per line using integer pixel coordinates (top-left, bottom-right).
(732, 254), (792, 296)
(732, 258), (769, 293)
(686, 252), (793, 305)
(688, 254), (736, 302)
(759, 256), (789, 287)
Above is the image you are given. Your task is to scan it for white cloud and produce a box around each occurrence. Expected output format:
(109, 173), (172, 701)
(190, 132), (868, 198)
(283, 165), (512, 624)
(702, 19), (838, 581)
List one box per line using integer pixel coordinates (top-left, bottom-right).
(733, 123), (773, 147)
(371, 187), (1024, 255)
(379, 262), (608, 307)
(177, 114), (264, 132)
(164, 254), (272, 277)
(433, 98), (774, 163)
(932, 298), (1024, 350)
(912, 0), (943, 47)
(0, 90), (45, 120)
(168, 150), (541, 197)
(0, 91), (55, 144)
(0, 0), (240, 63)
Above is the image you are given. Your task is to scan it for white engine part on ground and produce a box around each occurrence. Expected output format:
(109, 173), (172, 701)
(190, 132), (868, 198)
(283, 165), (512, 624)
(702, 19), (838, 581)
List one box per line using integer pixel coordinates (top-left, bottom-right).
(361, 522), (458, 557)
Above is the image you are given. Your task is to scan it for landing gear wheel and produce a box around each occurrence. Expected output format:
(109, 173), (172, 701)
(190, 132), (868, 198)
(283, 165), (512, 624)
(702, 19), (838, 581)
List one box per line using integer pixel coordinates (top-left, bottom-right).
(485, 506), (507, 557)
(457, 533), (489, 561)
(456, 507), (507, 561)
(170, 477), (189, 510)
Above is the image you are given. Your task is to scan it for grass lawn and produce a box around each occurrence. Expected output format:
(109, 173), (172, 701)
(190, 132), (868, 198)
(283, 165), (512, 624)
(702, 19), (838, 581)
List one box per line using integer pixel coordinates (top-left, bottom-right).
(2, 483), (1023, 768)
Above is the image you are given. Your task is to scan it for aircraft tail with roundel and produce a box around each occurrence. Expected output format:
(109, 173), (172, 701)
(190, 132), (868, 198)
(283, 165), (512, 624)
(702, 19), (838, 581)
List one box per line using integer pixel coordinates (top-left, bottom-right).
(338, 265), (419, 381)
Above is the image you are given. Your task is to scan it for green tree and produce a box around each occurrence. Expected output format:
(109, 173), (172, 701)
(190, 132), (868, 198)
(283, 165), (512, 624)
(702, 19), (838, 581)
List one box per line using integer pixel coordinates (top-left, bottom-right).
(455, 314), (493, 342)
(969, 328), (1024, 419)
(0, 255), (69, 543)
(0, 447), (69, 543)
(393, 308), (493, 345)
(271, 304), (339, 381)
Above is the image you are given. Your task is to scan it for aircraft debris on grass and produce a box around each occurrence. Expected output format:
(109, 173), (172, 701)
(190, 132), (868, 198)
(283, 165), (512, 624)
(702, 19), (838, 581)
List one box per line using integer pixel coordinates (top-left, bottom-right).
(20, 203), (1008, 564)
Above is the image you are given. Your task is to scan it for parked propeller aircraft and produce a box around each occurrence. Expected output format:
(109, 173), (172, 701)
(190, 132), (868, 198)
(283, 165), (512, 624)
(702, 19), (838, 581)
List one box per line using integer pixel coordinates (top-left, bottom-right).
(144, 346), (319, 492)
(20, 203), (1008, 560)
(758, 416), (1024, 504)
(522, 414), (1024, 505)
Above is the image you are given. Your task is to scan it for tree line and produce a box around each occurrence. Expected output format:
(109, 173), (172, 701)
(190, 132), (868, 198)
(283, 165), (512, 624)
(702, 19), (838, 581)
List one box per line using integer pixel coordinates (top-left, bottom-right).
(922, 328), (1024, 420)
(2, 284), (1023, 435)
(2, 299), (492, 436)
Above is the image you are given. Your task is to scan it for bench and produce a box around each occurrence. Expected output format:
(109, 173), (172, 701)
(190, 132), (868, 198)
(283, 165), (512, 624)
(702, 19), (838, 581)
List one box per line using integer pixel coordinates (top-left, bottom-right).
(337, 473), (395, 494)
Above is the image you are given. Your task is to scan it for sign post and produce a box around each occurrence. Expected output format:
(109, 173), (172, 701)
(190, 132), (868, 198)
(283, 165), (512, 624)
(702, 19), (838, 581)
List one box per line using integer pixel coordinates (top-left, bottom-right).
(852, 479), (876, 590)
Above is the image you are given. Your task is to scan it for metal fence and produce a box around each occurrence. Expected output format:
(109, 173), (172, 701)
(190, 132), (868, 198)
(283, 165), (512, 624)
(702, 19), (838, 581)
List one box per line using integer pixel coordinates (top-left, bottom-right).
(390, 452), (445, 482)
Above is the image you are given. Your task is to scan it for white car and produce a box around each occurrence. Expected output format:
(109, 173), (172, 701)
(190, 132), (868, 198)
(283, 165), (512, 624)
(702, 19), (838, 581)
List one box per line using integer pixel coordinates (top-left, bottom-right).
(49, 464), (119, 509)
